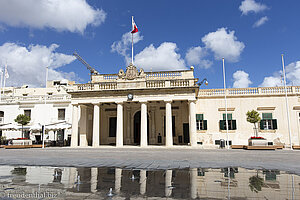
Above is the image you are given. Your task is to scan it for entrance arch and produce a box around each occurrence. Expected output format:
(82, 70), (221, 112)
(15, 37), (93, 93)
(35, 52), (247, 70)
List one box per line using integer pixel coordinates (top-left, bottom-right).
(133, 111), (149, 145)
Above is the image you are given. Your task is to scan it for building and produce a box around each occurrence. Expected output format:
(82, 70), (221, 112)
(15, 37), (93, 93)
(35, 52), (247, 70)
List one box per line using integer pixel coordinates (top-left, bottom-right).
(0, 64), (299, 148)
(0, 80), (73, 145)
(68, 64), (300, 148)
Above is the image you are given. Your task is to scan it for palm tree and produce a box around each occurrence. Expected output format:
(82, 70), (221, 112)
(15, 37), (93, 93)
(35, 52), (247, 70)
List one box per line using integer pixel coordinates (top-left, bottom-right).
(246, 110), (261, 137)
(14, 114), (31, 138)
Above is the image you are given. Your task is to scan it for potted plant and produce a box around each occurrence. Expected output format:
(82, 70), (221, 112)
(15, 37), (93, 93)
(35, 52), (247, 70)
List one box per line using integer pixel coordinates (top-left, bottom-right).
(246, 110), (267, 146)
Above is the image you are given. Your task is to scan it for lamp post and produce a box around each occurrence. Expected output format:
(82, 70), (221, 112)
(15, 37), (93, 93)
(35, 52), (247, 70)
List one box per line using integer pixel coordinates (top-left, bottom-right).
(42, 66), (49, 149)
(281, 54), (293, 150)
(222, 58), (230, 149)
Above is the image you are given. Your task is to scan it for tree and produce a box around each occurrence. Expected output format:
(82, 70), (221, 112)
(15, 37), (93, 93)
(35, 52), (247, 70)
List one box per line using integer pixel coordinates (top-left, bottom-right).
(249, 172), (264, 193)
(246, 110), (261, 137)
(14, 114), (31, 138)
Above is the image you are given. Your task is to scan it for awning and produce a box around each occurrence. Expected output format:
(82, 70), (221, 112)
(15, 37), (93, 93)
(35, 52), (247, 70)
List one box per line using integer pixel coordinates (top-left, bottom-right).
(0, 123), (30, 130)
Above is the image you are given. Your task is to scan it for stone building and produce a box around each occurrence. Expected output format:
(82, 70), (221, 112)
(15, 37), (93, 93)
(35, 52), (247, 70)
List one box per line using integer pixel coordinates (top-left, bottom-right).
(69, 64), (300, 148)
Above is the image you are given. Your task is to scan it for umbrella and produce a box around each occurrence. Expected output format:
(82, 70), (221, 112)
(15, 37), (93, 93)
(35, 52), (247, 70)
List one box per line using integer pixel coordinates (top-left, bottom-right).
(45, 122), (72, 131)
(29, 123), (42, 131)
(0, 123), (29, 130)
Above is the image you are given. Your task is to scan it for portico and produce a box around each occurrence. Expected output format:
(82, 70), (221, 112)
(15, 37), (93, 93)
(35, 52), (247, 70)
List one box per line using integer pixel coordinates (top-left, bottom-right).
(69, 64), (198, 148)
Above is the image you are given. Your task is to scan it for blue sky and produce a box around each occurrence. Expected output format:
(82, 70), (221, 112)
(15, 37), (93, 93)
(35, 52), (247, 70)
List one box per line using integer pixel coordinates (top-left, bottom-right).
(0, 0), (299, 89)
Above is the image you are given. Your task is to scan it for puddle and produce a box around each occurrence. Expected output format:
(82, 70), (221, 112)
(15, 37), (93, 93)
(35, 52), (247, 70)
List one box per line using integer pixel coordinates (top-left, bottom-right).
(0, 166), (299, 199)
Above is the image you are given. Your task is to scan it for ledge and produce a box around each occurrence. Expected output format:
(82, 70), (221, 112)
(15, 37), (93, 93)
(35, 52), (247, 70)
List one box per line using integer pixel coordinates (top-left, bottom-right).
(259, 130), (276, 133)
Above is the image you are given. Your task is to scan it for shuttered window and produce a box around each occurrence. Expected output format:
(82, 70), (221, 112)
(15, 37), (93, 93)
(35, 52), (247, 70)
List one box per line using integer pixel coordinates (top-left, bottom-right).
(196, 114), (207, 130)
(58, 109), (65, 120)
(260, 113), (277, 130)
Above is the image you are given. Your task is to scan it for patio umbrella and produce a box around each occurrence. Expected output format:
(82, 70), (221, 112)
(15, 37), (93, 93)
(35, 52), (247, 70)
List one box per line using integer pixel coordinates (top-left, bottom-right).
(0, 123), (23, 130)
(29, 123), (42, 132)
(45, 122), (72, 131)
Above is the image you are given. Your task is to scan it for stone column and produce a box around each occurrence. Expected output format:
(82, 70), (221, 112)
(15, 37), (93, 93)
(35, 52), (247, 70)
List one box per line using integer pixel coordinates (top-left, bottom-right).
(68, 167), (77, 188)
(165, 100), (173, 147)
(150, 106), (156, 144)
(140, 101), (148, 147)
(165, 170), (173, 197)
(126, 106), (131, 144)
(80, 105), (88, 147)
(115, 168), (122, 194)
(92, 103), (100, 147)
(116, 102), (123, 147)
(190, 168), (198, 199)
(71, 104), (79, 147)
(140, 170), (147, 195)
(91, 168), (98, 193)
(189, 100), (197, 147)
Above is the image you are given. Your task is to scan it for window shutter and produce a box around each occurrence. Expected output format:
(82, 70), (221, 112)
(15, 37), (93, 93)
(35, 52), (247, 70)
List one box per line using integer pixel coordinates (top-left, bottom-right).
(220, 120), (225, 130)
(262, 113), (272, 119)
(232, 120), (237, 130)
(260, 120), (265, 130)
(272, 119), (277, 129)
(223, 113), (232, 120)
(196, 114), (203, 120)
(203, 120), (207, 130)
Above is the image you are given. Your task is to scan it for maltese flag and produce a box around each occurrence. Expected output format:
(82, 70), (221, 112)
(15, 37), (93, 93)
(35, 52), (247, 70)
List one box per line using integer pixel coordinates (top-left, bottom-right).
(131, 16), (138, 33)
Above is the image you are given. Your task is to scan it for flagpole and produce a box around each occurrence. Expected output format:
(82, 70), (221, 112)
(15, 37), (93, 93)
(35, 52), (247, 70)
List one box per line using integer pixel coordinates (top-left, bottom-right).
(2, 62), (7, 96)
(42, 66), (49, 149)
(0, 69), (3, 102)
(222, 58), (229, 149)
(281, 54), (293, 150)
(131, 16), (134, 64)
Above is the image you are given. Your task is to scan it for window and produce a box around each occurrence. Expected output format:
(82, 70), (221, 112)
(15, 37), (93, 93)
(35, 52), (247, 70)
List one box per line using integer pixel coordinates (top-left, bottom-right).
(196, 114), (207, 130)
(24, 110), (31, 118)
(0, 111), (3, 124)
(58, 109), (65, 120)
(109, 117), (117, 137)
(260, 113), (277, 130)
(219, 113), (236, 130)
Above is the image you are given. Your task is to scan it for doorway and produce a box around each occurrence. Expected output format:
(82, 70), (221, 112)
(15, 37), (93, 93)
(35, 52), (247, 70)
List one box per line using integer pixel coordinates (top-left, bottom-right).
(183, 123), (190, 144)
(133, 111), (149, 145)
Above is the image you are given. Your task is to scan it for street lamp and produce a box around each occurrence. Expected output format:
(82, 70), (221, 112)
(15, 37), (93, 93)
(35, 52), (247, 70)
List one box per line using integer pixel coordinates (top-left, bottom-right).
(197, 78), (208, 87)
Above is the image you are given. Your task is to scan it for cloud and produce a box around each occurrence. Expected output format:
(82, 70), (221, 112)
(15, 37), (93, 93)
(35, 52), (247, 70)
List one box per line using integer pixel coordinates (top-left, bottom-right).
(111, 32), (143, 64)
(202, 28), (245, 62)
(134, 42), (186, 71)
(239, 0), (268, 15)
(185, 46), (212, 69)
(233, 70), (252, 88)
(260, 61), (300, 87)
(0, 0), (106, 33)
(0, 42), (76, 87)
(253, 16), (269, 28)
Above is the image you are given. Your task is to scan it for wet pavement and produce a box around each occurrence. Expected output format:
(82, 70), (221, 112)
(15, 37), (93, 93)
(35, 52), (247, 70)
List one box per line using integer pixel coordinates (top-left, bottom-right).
(0, 147), (300, 175)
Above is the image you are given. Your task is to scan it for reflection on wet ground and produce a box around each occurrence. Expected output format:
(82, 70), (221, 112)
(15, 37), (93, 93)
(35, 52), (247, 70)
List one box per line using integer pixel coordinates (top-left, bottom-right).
(0, 165), (299, 199)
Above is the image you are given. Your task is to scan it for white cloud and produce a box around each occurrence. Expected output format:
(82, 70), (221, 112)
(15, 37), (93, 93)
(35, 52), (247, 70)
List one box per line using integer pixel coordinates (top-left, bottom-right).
(253, 16), (269, 28)
(0, 0), (106, 33)
(134, 42), (186, 71)
(233, 70), (252, 88)
(239, 0), (268, 15)
(260, 61), (300, 87)
(185, 46), (212, 69)
(111, 32), (143, 64)
(202, 28), (245, 62)
(0, 43), (76, 87)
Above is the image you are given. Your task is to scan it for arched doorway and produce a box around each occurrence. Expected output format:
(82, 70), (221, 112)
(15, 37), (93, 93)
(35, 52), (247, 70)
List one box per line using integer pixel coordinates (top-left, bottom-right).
(133, 111), (149, 145)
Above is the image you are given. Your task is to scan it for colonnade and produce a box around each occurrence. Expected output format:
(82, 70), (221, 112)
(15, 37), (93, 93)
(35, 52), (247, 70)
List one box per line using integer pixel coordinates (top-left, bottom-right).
(70, 99), (197, 147)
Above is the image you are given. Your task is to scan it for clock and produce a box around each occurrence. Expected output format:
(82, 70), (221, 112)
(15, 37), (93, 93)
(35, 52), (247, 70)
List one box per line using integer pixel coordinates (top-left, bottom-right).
(127, 93), (133, 100)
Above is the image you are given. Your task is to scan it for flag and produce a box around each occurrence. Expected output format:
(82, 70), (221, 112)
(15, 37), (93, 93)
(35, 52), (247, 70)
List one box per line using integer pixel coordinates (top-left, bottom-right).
(4, 63), (9, 79)
(131, 16), (138, 34)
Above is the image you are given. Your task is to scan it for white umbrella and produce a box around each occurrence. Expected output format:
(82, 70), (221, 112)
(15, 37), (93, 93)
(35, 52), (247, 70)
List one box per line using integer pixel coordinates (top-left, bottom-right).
(29, 123), (42, 131)
(45, 122), (72, 131)
(0, 123), (24, 130)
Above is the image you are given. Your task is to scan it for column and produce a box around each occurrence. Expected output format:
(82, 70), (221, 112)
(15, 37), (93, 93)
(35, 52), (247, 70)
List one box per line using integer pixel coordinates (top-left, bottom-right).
(126, 106), (131, 144)
(190, 168), (198, 199)
(92, 103), (100, 147)
(80, 105), (88, 147)
(116, 102), (123, 147)
(115, 168), (122, 194)
(140, 170), (147, 195)
(91, 168), (98, 193)
(68, 167), (77, 188)
(165, 100), (173, 147)
(189, 100), (197, 147)
(140, 101), (148, 147)
(71, 104), (79, 147)
(150, 106), (156, 144)
(165, 170), (173, 197)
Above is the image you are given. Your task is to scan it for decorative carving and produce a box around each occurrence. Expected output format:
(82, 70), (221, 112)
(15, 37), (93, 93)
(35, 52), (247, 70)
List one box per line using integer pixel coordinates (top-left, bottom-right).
(118, 69), (125, 78)
(139, 68), (146, 78)
(125, 63), (139, 80)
